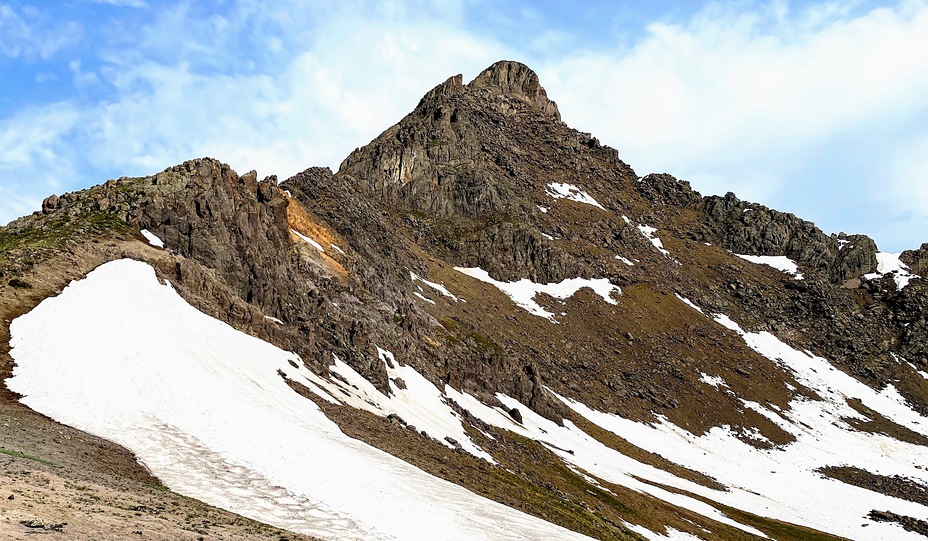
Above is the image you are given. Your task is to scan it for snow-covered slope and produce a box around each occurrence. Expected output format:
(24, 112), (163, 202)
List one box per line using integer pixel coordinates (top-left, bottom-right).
(7, 259), (594, 541)
(10, 258), (928, 541)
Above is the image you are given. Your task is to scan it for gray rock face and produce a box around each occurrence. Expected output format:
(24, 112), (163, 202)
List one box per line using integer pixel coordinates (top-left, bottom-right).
(831, 234), (879, 284)
(280, 165), (570, 420)
(634, 172), (878, 283)
(335, 61), (607, 285)
(702, 192), (833, 272)
(133, 158), (292, 309)
(468, 60), (560, 120)
(699, 191), (877, 283)
(902, 243), (928, 275)
(636, 173), (702, 209)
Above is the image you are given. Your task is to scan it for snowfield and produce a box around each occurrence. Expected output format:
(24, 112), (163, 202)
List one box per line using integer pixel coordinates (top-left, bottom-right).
(453, 266), (621, 321)
(7, 259), (593, 541)
(8, 258), (928, 541)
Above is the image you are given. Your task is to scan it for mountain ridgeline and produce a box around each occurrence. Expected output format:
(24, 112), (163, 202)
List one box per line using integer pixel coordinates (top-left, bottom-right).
(2, 61), (928, 541)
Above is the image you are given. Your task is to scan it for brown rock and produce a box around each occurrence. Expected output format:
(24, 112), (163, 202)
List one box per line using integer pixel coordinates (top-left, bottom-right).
(41, 194), (59, 214)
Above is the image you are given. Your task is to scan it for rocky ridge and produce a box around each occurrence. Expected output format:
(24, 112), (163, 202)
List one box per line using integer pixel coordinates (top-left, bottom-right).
(1, 60), (927, 541)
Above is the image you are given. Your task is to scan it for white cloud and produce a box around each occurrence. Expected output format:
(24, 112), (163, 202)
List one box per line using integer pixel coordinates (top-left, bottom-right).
(68, 59), (100, 87)
(883, 134), (928, 242)
(0, 4), (81, 59)
(0, 0), (509, 226)
(0, 102), (83, 225)
(537, 1), (928, 249)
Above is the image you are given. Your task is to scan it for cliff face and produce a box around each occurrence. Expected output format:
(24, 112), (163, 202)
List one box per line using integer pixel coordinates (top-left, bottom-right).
(2, 60), (928, 541)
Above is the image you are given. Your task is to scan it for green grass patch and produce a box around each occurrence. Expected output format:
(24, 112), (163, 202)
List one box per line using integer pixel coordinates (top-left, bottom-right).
(0, 211), (132, 271)
(0, 447), (54, 466)
(438, 317), (505, 355)
(0, 211), (130, 253)
(716, 503), (844, 541)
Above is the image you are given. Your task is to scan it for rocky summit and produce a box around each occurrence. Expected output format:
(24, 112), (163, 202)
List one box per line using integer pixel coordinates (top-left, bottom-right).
(1, 60), (928, 541)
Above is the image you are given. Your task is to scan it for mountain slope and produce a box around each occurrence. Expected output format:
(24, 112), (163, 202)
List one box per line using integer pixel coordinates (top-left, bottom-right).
(2, 60), (928, 540)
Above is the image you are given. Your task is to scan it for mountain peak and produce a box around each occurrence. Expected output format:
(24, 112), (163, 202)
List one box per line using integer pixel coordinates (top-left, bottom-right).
(468, 60), (560, 120)
(6, 58), (928, 541)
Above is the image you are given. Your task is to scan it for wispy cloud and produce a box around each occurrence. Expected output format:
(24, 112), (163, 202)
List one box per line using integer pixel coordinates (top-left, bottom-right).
(538, 1), (928, 249)
(0, 101), (82, 223)
(0, 0), (507, 220)
(0, 4), (82, 59)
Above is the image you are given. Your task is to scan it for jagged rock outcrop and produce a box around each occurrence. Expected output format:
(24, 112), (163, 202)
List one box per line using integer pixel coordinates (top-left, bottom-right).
(700, 191), (876, 282)
(902, 243), (928, 275)
(468, 60), (561, 120)
(701, 191), (835, 277)
(636, 173), (702, 209)
(831, 233), (879, 284)
(336, 61), (628, 284)
(134, 159), (291, 308)
(636, 172), (879, 283)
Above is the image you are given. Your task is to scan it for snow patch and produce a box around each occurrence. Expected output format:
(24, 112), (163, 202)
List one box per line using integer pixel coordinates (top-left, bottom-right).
(295, 347), (493, 463)
(454, 267), (621, 321)
(329, 243), (346, 255)
(560, 388), (928, 541)
(442, 386), (768, 537)
(545, 182), (605, 210)
(140, 229), (164, 248)
(543, 296), (928, 540)
(412, 292), (436, 305)
(674, 294), (704, 314)
(864, 252), (919, 290)
(291, 229), (325, 253)
(615, 255), (635, 266)
(410, 272), (459, 302)
(735, 254), (804, 279)
(898, 354), (928, 381)
(623, 523), (705, 541)
(699, 373), (727, 389)
(637, 224), (671, 257)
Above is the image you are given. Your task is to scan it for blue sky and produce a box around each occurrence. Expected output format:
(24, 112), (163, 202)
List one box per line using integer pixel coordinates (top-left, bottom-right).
(1, 0), (926, 252)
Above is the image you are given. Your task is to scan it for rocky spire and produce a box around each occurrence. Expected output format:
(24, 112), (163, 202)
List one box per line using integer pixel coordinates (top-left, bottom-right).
(414, 74), (465, 112)
(468, 60), (560, 120)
